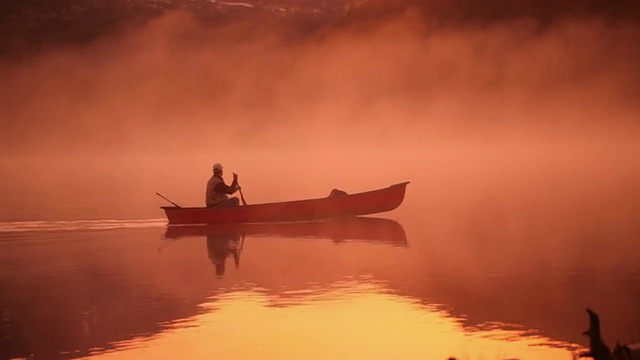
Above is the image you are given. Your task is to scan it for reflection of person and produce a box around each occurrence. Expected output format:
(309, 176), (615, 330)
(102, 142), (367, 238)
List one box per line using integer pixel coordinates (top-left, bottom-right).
(207, 233), (241, 278)
(206, 163), (240, 207)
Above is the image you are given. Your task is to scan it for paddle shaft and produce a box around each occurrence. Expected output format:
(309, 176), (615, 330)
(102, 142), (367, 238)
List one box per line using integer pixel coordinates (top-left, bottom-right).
(238, 185), (247, 206)
(233, 173), (247, 206)
(155, 192), (182, 208)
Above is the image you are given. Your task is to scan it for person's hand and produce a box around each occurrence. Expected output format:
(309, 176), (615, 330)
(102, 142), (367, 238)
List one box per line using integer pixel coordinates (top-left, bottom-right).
(233, 173), (238, 182)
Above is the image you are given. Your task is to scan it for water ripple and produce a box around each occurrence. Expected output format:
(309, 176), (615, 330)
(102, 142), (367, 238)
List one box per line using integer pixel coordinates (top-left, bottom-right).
(0, 218), (167, 233)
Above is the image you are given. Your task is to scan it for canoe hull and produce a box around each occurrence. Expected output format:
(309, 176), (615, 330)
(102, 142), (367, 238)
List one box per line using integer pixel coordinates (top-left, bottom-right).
(162, 182), (409, 225)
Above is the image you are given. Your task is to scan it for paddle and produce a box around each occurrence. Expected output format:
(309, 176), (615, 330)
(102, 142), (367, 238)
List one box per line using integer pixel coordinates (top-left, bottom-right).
(233, 173), (247, 206)
(238, 185), (247, 206)
(155, 192), (182, 208)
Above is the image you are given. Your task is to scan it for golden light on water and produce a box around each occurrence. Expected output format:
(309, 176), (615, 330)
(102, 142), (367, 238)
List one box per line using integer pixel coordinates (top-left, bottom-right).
(87, 282), (579, 360)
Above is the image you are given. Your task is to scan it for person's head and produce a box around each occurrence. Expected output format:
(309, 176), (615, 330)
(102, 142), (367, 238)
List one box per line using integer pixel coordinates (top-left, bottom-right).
(213, 163), (223, 175)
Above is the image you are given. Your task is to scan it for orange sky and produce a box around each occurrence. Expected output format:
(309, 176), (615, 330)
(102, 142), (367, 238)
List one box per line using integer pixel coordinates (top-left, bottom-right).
(0, 7), (639, 220)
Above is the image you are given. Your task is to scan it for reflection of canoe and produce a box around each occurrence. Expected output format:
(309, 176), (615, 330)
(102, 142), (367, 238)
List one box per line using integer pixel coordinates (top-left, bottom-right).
(164, 217), (408, 246)
(161, 182), (409, 225)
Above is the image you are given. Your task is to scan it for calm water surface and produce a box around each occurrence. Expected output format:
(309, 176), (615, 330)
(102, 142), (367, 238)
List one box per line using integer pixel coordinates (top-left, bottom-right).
(1, 210), (639, 360)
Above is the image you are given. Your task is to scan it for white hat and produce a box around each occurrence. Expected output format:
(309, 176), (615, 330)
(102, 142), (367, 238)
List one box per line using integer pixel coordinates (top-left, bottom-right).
(213, 163), (223, 172)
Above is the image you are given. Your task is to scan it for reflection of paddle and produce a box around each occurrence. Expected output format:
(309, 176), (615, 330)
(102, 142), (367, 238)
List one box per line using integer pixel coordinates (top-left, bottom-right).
(155, 192), (182, 208)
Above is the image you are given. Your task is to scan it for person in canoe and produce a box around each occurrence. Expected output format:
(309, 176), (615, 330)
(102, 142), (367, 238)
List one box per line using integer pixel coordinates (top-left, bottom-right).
(206, 163), (241, 207)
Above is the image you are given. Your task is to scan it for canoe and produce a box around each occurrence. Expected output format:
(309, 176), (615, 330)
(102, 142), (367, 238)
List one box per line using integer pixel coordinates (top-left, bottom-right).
(164, 217), (407, 246)
(161, 181), (409, 225)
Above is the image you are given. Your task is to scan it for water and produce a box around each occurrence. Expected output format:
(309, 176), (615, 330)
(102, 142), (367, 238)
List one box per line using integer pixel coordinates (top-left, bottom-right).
(2, 207), (639, 360)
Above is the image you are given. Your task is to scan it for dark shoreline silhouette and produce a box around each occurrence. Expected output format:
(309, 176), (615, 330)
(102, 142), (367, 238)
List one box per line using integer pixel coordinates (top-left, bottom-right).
(2, 0), (638, 58)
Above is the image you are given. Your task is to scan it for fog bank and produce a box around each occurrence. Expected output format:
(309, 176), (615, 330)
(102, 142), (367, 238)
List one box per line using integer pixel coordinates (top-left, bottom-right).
(0, 8), (639, 219)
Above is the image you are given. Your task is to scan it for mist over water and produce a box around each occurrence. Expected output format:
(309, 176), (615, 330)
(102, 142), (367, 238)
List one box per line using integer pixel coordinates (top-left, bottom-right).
(1, 6), (640, 358)
(0, 5), (639, 221)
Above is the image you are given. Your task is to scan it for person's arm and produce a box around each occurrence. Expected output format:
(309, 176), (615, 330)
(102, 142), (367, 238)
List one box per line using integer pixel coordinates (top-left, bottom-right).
(214, 179), (238, 194)
(231, 174), (239, 190)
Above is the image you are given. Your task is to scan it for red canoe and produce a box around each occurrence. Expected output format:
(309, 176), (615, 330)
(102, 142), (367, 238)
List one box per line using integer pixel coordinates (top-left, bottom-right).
(161, 182), (409, 225)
